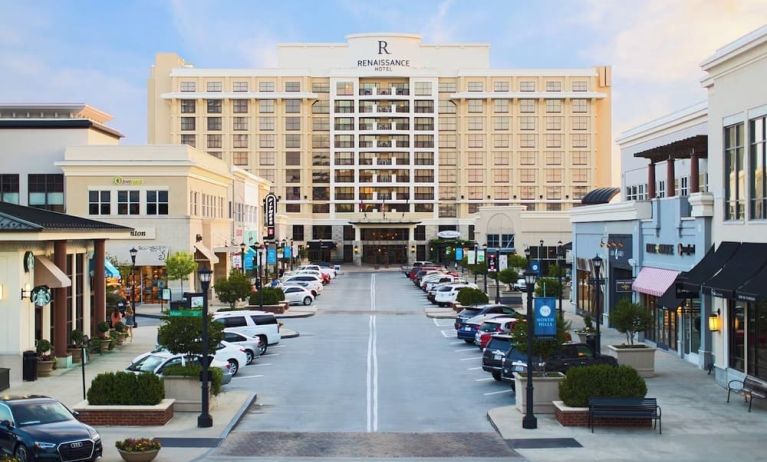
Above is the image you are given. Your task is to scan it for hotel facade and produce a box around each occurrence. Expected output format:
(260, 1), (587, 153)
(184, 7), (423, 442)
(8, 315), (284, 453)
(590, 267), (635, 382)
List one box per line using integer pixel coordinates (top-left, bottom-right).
(148, 34), (612, 264)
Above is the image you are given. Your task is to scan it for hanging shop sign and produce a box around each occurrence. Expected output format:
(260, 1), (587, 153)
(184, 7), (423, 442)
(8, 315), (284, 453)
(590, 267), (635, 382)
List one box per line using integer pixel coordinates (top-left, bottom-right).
(615, 279), (635, 293)
(23, 251), (35, 273)
(264, 193), (277, 240)
(31, 285), (51, 307)
(534, 297), (557, 337)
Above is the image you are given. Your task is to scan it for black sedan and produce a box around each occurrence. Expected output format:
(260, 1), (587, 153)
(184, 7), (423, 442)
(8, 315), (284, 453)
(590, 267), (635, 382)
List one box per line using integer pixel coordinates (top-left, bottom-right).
(0, 395), (102, 462)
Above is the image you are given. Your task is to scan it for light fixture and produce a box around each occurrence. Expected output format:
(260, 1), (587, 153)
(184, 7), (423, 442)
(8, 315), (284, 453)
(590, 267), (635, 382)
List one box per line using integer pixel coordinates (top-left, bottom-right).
(524, 270), (537, 289)
(410, 245), (416, 253)
(20, 283), (31, 300)
(353, 245), (359, 254)
(592, 254), (603, 275)
(0, 284), (3, 300)
(708, 309), (721, 332)
(240, 242), (247, 253)
(524, 246), (531, 259)
(198, 267), (213, 288)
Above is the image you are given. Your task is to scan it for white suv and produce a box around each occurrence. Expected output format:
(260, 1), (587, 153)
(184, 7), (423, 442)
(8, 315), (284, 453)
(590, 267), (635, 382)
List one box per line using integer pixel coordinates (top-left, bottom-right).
(434, 283), (477, 307)
(212, 310), (281, 353)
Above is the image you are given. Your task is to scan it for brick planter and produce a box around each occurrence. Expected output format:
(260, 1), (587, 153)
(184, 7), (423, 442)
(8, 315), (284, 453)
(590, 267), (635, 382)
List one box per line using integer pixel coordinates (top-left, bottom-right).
(72, 399), (175, 426)
(246, 303), (288, 314)
(553, 401), (651, 427)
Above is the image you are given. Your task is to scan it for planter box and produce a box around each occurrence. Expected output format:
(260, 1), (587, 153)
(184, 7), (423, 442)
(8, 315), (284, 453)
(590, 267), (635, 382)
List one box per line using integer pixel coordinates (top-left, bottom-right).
(513, 372), (565, 414)
(608, 345), (656, 377)
(37, 360), (55, 377)
(72, 399), (175, 426)
(163, 376), (217, 412)
(117, 448), (160, 462)
(452, 303), (464, 313)
(246, 303), (288, 314)
(553, 401), (651, 428)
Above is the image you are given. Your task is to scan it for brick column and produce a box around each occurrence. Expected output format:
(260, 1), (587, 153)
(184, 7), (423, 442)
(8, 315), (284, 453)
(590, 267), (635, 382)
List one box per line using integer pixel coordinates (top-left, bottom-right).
(648, 161), (656, 199)
(667, 157), (676, 197)
(690, 153), (700, 194)
(54, 240), (68, 358)
(93, 240), (106, 336)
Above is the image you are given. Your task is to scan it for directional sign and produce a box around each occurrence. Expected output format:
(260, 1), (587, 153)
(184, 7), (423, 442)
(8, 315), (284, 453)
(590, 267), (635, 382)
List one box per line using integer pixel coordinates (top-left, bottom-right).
(534, 297), (557, 337)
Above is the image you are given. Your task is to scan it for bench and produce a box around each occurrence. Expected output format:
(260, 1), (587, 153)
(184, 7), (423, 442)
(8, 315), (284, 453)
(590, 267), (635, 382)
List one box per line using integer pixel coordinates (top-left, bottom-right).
(588, 397), (661, 433)
(727, 376), (767, 412)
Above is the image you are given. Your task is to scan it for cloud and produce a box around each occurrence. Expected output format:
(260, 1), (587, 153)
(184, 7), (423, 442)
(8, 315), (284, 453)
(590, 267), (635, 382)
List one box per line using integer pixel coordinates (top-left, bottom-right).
(422, 0), (456, 42)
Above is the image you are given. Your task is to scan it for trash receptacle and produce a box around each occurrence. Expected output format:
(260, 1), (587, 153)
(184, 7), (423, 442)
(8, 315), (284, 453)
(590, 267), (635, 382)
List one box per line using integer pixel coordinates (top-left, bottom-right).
(585, 334), (597, 353)
(0, 367), (9, 391)
(23, 350), (38, 382)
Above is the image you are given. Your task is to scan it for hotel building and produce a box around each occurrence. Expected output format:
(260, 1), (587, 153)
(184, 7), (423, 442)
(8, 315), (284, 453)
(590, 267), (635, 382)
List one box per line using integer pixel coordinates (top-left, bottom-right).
(148, 33), (612, 264)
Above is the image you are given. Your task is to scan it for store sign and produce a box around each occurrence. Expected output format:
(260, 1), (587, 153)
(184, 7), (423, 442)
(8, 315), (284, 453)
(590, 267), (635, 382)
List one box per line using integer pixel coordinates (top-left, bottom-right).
(170, 293), (203, 318)
(534, 297), (557, 337)
(437, 230), (461, 239)
(615, 279), (635, 293)
(129, 227), (156, 239)
(678, 243), (696, 256)
(646, 243), (674, 255)
(112, 176), (143, 186)
(31, 285), (51, 307)
(264, 193), (277, 240)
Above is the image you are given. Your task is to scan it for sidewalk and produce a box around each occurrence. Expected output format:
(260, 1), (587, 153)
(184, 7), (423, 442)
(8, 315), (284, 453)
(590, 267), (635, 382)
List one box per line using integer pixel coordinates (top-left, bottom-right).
(487, 299), (767, 462)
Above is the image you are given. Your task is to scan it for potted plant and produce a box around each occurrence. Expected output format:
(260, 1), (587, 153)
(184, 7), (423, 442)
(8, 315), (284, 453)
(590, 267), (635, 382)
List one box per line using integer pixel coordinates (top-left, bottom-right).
(607, 299), (656, 377)
(114, 322), (127, 345)
(108, 329), (119, 351)
(115, 438), (161, 462)
(97, 321), (111, 353)
(36, 339), (55, 377)
(574, 314), (596, 343)
(68, 329), (84, 363)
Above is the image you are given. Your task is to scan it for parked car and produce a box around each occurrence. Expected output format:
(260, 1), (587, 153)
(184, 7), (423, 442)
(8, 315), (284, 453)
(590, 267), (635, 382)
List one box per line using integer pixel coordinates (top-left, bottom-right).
(475, 317), (519, 349)
(0, 395), (103, 462)
(454, 304), (520, 331)
(127, 351), (234, 383)
(500, 342), (619, 386)
(434, 283), (477, 307)
(456, 313), (507, 343)
(512, 278), (528, 291)
(282, 276), (323, 296)
(283, 286), (314, 306)
(133, 343), (247, 376)
(420, 273), (450, 290)
(222, 330), (263, 363)
(295, 269), (330, 284)
(212, 310), (282, 352)
(300, 264), (336, 280)
(427, 279), (472, 302)
(482, 334), (516, 381)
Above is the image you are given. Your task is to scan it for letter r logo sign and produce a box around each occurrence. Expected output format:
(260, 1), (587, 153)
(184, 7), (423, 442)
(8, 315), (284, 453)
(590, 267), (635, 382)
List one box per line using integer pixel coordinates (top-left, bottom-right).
(378, 40), (390, 55)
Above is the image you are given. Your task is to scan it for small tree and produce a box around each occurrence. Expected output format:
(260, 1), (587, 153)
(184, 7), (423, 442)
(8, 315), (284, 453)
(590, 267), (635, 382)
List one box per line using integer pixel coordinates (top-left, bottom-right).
(157, 316), (223, 358)
(456, 287), (489, 306)
(610, 298), (653, 345)
(507, 254), (528, 271)
(512, 316), (571, 371)
(248, 287), (285, 306)
(214, 270), (252, 308)
(497, 268), (519, 289)
(166, 251), (197, 294)
(534, 277), (562, 297)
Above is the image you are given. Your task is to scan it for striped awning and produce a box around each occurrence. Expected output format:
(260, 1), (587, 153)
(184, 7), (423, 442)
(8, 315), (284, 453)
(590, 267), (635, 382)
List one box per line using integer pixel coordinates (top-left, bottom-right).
(632, 267), (680, 297)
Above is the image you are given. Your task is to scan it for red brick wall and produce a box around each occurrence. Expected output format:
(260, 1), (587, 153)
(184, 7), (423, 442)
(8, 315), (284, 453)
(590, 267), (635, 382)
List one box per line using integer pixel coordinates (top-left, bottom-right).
(77, 406), (173, 426)
(555, 407), (651, 428)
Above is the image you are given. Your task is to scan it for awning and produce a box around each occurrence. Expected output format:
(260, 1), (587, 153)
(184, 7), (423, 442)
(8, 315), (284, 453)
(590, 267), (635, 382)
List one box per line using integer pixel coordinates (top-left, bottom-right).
(34, 256), (71, 288)
(194, 242), (220, 264)
(632, 267), (679, 297)
(737, 262), (767, 302)
(658, 282), (685, 310)
(104, 259), (121, 278)
(703, 242), (767, 299)
(677, 242), (740, 293)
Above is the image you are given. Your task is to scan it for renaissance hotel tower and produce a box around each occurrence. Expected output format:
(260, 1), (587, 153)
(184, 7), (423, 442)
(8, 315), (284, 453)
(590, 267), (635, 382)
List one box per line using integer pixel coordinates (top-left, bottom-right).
(148, 34), (612, 265)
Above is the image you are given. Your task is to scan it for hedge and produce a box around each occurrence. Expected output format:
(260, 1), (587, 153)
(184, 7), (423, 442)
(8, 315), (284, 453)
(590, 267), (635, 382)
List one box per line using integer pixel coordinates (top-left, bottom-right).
(248, 287), (285, 306)
(163, 363), (223, 395)
(558, 365), (647, 407)
(456, 287), (489, 306)
(87, 372), (164, 405)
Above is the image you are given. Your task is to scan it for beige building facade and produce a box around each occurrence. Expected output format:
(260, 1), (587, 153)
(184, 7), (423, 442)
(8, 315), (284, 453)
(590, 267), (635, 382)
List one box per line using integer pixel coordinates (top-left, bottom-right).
(148, 33), (611, 264)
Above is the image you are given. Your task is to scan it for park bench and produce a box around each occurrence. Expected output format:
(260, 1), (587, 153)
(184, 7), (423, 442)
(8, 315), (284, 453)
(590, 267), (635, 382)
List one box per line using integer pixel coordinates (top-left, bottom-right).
(588, 397), (662, 434)
(727, 376), (767, 412)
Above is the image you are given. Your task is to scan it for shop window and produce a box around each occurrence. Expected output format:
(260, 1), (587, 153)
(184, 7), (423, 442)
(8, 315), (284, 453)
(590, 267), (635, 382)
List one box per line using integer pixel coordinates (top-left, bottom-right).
(28, 174), (64, 212)
(312, 225), (332, 240)
(730, 301), (746, 372)
(117, 190), (140, 215)
(292, 225), (305, 241)
(88, 190), (110, 215)
(0, 174), (20, 204)
(146, 190), (169, 215)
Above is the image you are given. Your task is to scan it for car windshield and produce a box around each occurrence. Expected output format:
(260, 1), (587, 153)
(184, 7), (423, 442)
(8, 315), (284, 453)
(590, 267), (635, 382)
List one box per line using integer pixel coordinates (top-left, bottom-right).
(11, 401), (74, 426)
(459, 308), (481, 317)
(128, 354), (167, 373)
(487, 338), (511, 351)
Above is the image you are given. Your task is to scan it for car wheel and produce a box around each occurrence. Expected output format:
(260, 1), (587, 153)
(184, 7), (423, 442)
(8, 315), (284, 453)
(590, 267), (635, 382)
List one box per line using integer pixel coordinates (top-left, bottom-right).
(258, 335), (268, 355)
(15, 444), (30, 462)
(311, 290), (318, 297)
(303, 296), (312, 306)
(492, 371), (502, 381)
(464, 339), (473, 344)
(228, 359), (239, 376)
(245, 350), (254, 365)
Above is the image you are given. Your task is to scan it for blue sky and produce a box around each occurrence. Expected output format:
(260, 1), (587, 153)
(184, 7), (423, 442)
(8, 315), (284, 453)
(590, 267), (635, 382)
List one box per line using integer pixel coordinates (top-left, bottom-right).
(1, 0), (766, 158)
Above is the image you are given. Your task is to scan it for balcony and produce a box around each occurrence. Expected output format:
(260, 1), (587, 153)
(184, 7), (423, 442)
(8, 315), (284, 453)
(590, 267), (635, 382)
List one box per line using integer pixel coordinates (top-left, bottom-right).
(358, 87), (408, 97)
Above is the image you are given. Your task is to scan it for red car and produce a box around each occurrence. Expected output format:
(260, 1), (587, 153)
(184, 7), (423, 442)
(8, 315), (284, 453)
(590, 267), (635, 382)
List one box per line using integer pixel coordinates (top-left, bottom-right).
(476, 317), (518, 349)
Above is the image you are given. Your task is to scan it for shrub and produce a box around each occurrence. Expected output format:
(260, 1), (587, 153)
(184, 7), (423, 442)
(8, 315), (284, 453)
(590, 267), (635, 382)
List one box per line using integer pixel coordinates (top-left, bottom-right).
(559, 364), (647, 407)
(497, 268), (519, 289)
(115, 438), (161, 452)
(163, 363), (224, 395)
(87, 372), (164, 405)
(456, 287), (489, 306)
(157, 316), (223, 357)
(114, 322), (126, 333)
(610, 298), (653, 345)
(215, 270), (253, 308)
(534, 277), (562, 297)
(36, 339), (51, 354)
(70, 329), (84, 346)
(249, 287), (285, 306)
(97, 321), (110, 337)
(106, 292), (124, 308)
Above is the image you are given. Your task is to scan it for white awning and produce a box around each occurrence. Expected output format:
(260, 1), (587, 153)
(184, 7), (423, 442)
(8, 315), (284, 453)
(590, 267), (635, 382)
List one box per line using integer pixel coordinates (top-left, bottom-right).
(35, 256), (71, 288)
(194, 242), (220, 264)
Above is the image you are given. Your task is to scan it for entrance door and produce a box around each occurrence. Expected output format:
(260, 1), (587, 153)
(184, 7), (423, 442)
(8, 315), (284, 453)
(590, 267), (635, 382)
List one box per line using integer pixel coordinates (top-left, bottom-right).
(362, 245), (407, 265)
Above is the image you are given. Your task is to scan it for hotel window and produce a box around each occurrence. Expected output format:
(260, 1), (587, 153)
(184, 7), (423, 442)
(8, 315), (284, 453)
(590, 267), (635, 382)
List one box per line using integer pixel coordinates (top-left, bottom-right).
(313, 151), (330, 166)
(494, 134), (510, 148)
(88, 191), (110, 215)
(572, 80), (588, 92)
(334, 100), (354, 113)
(335, 204), (353, 213)
(468, 100), (484, 113)
(468, 117), (484, 130)
(259, 81), (275, 92)
(572, 116), (589, 131)
(259, 117), (275, 131)
(414, 187), (434, 200)
(312, 134), (329, 149)
(520, 81), (535, 92)
(312, 81), (329, 93)
(285, 99), (301, 113)
(286, 170), (301, 183)
(468, 151), (484, 165)
(259, 100), (275, 113)
(180, 100), (195, 113)
(467, 134), (484, 148)
(335, 117), (354, 130)
(545, 81), (562, 92)
(520, 151), (536, 165)
(495, 186), (510, 200)
(544, 134), (562, 148)
(439, 116), (457, 131)
(439, 204), (457, 218)
(415, 100), (434, 113)
(494, 81), (510, 92)
(494, 116), (510, 131)
(333, 187), (352, 200)
(545, 116), (563, 131)
(546, 169), (563, 183)
(207, 81), (222, 92)
(572, 169), (588, 183)
(520, 100), (536, 113)
(336, 81), (353, 96)
(415, 152), (434, 165)
(572, 99), (588, 113)
(180, 117), (195, 131)
(545, 151), (563, 165)
(438, 100), (457, 115)
(415, 170), (434, 183)
(725, 122), (745, 220)
(440, 186), (457, 200)
(285, 117), (301, 131)
(439, 169), (457, 183)
(468, 81), (484, 92)
(467, 169), (484, 183)
(233, 117), (248, 131)
(335, 170), (353, 183)
(206, 100), (222, 113)
(494, 169), (510, 183)
(750, 115), (766, 219)
(439, 81), (457, 92)
(312, 100), (329, 114)
(572, 134), (588, 148)
(520, 186), (536, 200)
(285, 134), (301, 149)
(259, 134), (275, 148)
(258, 169), (275, 182)
(487, 234), (500, 247)
(180, 81), (196, 92)
(146, 190), (169, 215)
(440, 134), (457, 149)
(233, 100), (249, 113)
(415, 82), (432, 96)
(335, 152), (354, 165)
(233, 152), (249, 166)
(207, 117), (222, 131)
(233, 134), (248, 148)
(415, 118), (434, 131)
(313, 170), (330, 183)
(494, 99), (509, 113)
(520, 169), (536, 183)
(440, 150), (457, 165)
(494, 151), (509, 165)
(572, 151), (589, 165)
(233, 81), (248, 92)
(292, 224), (305, 240)
(519, 116), (536, 130)
(573, 186), (588, 200)
(286, 204), (302, 213)
(415, 135), (434, 148)
(117, 190), (139, 215)
(284, 187), (301, 201)
(468, 203), (484, 213)
(545, 99), (562, 113)
(207, 134), (222, 148)
(520, 134), (537, 148)
(285, 81), (301, 92)
(468, 186), (483, 199)
(547, 186), (562, 200)
(313, 117), (329, 131)
(180, 134), (196, 147)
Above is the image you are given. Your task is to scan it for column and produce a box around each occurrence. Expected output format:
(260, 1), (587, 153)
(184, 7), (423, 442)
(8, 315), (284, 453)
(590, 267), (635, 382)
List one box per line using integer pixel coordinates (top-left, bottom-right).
(354, 226), (362, 266)
(666, 157), (676, 197)
(690, 153), (700, 194)
(54, 240), (68, 359)
(648, 161), (656, 199)
(93, 240), (106, 336)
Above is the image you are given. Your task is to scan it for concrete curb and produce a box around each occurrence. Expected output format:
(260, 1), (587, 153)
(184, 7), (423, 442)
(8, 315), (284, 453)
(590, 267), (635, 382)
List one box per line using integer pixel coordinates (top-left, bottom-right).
(486, 407), (504, 437)
(276, 310), (316, 319)
(425, 308), (456, 319)
(218, 392), (257, 439)
(281, 328), (300, 339)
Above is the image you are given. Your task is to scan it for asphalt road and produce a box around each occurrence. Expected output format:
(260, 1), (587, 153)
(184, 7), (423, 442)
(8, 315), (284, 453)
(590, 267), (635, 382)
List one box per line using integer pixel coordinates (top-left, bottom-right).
(206, 271), (520, 460)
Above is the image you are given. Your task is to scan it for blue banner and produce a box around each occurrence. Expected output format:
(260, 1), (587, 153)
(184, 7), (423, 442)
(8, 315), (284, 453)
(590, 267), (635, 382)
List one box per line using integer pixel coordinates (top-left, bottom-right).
(284, 246), (292, 259)
(455, 247), (464, 262)
(267, 247), (277, 265)
(534, 297), (557, 337)
(529, 260), (542, 275)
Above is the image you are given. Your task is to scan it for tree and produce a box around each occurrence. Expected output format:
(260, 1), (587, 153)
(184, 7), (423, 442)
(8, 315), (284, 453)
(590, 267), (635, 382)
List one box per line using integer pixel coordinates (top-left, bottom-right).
(157, 316), (223, 357)
(534, 277), (562, 297)
(507, 254), (528, 271)
(166, 251), (197, 294)
(610, 298), (653, 345)
(456, 287), (489, 306)
(497, 268), (519, 289)
(214, 270), (252, 308)
(511, 316), (571, 369)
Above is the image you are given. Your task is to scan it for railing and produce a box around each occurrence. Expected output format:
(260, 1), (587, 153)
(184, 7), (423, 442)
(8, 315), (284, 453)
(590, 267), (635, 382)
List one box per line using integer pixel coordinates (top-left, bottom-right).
(751, 198), (767, 220)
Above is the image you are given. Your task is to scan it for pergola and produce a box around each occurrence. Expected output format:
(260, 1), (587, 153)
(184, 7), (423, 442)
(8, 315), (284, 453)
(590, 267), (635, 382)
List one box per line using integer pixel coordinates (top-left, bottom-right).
(633, 135), (707, 198)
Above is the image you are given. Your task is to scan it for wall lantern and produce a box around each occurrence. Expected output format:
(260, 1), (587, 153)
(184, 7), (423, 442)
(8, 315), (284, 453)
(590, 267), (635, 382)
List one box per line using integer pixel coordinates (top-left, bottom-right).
(20, 283), (31, 300)
(410, 245), (416, 253)
(353, 245), (359, 254)
(708, 310), (721, 332)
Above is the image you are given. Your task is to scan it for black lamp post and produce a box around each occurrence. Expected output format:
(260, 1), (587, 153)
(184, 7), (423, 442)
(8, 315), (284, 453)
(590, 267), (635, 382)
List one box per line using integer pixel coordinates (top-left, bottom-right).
(258, 244), (265, 310)
(495, 248), (501, 304)
(197, 267), (213, 428)
(522, 269), (538, 429)
(80, 334), (89, 400)
(289, 239), (294, 271)
(591, 255), (603, 357)
(557, 240), (564, 321)
(483, 243), (488, 295)
(473, 244), (478, 284)
(240, 242), (247, 274)
(129, 247), (137, 325)
(539, 239), (544, 275)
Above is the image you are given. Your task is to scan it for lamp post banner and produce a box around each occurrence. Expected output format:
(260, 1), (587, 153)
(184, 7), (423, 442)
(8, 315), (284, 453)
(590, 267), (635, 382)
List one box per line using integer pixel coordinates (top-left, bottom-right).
(455, 247), (464, 262)
(487, 252), (497, 272)
(530, 260), (541, 275)
(467, 250), (476, 265)
(534, 297), (557, 337)
(499, 255), (508, 271)
(267, 246), (277, 265)
(477, 250), (486, 264)
(284, 246), (292, 259)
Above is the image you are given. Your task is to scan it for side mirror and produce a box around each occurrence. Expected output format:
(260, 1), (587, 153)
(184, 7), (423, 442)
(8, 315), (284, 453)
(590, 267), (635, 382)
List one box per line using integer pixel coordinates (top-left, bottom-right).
(0, 420), (14, 429)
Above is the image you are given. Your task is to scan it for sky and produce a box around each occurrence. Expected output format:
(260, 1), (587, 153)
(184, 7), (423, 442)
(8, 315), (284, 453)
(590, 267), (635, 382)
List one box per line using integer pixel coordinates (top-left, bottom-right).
(1, 0), (766, 178)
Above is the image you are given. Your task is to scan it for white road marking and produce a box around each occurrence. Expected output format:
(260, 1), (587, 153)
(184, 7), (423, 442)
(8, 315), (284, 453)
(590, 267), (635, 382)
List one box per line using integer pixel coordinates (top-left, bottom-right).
(252, 363), (273, 367)
(366, 274), (378, 433)
(263, 353), (280, 357)
(449, 341), (464, 345)
(454, 348), (480, 352)
(467, 366), (482, 370)
(460, 356), (483, 361)
(432, 319), (454, 327)
(440, 329), (456, 338)
(475, 377), (494, 382)
(483, 389), (515, 396)
(232, 375), (264, 380)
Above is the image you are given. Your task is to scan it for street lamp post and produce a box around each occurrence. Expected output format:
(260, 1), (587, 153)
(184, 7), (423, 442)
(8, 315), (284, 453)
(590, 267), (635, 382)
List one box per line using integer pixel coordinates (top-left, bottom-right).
(473, 244), (478, 284)
(495, 248), (501, 304)
(591, 255), (603, 357)
(197, 267), (213, 428)
(258, 244), (265, 310)
(539, 239), (544, 275)
(289, 239), (294, 271)
(522, 269), (538, 429)
(557, 241), (564, 321)
(129, 247), (137, 325)
(80, 334), (89, 400)
(483, 244), (488, 295)
(240, 242), (247, 274)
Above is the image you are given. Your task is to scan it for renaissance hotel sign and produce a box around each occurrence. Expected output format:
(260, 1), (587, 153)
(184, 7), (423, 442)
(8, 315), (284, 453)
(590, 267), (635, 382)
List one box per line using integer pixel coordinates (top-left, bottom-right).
(357, 40), (411, 71)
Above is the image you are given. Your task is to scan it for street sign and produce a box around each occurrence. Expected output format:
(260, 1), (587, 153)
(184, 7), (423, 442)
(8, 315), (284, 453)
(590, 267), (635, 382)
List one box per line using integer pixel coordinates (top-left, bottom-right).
(169, 292), (204, 318)
(534, 297), (557, 337)
(499, 255), (508, 271)
(455, 247), (464, 262)
(267, 246), (277, 265)
(467, 250), (476, 265)
(487, 253), (497, 272)
(264, 193), (277, 240)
